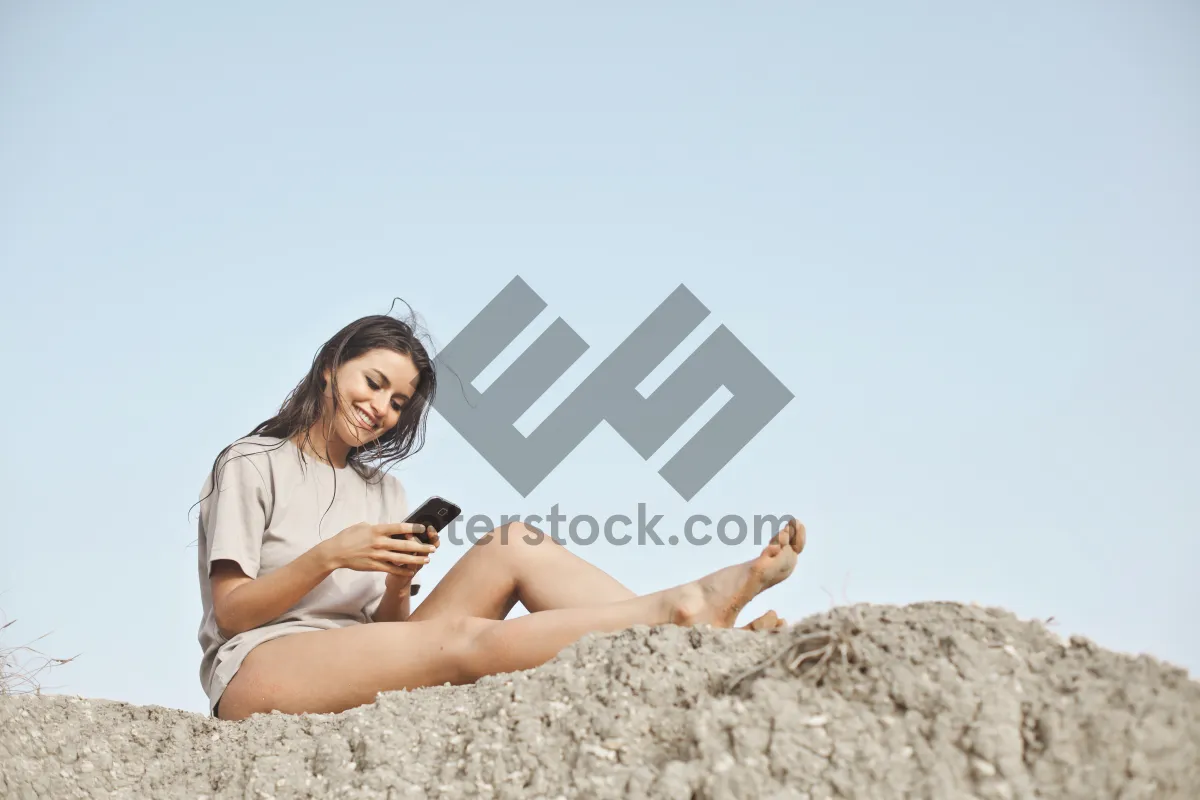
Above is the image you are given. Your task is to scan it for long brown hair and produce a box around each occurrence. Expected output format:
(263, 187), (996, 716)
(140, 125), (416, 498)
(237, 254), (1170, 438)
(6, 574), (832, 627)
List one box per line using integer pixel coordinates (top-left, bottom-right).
(191, 310), (438, 521)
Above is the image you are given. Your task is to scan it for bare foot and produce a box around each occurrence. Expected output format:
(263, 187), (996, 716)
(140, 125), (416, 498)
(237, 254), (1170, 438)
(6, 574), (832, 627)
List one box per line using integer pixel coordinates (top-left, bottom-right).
(741, 609), (787, 632)
(671, 519), (806, 628)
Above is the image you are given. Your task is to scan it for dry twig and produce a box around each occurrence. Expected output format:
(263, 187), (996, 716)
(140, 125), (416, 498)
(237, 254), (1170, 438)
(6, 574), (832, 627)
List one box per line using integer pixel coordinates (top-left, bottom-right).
(726, 605), (865, 693)
(1, 613), (77, 696)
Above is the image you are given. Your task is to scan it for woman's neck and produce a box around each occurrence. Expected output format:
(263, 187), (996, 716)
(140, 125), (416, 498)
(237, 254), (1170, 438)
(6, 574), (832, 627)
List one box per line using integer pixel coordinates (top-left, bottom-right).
(293, 425), (350, 469)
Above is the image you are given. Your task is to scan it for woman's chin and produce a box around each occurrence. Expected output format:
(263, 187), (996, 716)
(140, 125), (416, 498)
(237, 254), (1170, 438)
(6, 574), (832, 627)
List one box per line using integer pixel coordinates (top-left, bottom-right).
(349, 425), (381, 448)
(333, 420), (372, 449)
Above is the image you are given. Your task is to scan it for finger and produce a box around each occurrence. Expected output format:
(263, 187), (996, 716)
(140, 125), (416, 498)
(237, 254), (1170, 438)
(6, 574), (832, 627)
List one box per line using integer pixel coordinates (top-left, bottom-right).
(374, 558), (424, 577)
(376, 535), (436, 554)
(418, 526), (441, 550)
(375, 522), (434, 538)
(413, 524), (440, 547)
(379, 551), (430, 567)
(362, 556), (415, 575)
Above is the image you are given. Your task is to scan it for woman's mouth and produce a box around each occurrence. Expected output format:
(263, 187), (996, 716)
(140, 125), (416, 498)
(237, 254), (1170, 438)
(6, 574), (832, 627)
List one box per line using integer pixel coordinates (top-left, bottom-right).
(352, 407), (376, 431)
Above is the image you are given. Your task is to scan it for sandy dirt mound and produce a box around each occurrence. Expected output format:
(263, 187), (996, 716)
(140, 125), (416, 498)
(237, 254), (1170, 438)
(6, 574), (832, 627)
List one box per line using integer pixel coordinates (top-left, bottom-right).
(2, 602), (1197, 799)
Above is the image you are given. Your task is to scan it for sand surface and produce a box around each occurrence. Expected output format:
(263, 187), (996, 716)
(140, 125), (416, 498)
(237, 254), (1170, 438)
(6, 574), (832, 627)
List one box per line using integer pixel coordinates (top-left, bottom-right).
(2, 601), (1197, 799)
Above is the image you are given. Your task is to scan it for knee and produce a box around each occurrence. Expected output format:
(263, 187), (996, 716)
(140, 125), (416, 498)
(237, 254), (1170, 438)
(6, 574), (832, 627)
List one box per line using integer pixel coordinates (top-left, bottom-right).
(473, 521), (558, 558)
(443, 615), (498, 682)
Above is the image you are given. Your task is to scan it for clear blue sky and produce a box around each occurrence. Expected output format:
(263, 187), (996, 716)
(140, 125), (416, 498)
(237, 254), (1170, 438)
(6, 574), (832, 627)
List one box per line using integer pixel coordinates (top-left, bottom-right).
(1, 3), (1196, 715)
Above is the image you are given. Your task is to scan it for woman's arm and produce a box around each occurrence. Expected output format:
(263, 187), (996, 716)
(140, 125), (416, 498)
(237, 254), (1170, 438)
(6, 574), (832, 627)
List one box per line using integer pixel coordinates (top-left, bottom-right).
(370, 574), (413, 623)
(210, 540), (338, 639)
(210, 522), (430, 638)
(370, 525), (439, 623)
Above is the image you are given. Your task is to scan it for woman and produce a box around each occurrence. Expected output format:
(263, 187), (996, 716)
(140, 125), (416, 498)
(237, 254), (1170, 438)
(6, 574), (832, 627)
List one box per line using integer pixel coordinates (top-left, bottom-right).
(196, 313), (806, 721)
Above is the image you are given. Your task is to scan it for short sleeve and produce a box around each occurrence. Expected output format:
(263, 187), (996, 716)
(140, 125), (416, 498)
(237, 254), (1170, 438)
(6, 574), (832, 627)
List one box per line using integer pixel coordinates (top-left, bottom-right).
(200, 446), (271, 579)
(383, 473), (409, 522)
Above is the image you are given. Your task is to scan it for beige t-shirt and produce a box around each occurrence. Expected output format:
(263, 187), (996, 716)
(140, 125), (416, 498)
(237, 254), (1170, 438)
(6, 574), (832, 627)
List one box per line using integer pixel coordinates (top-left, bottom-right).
(195, 435), (409, 715)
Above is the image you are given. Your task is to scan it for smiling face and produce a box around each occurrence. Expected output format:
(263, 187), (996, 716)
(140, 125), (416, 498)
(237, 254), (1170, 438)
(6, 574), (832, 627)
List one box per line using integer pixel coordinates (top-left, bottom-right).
(321, 347), (421, 450)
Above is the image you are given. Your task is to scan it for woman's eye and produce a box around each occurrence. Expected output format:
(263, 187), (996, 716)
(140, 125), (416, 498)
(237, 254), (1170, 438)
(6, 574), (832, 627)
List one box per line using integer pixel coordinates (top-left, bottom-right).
(366, 378), (379, 390)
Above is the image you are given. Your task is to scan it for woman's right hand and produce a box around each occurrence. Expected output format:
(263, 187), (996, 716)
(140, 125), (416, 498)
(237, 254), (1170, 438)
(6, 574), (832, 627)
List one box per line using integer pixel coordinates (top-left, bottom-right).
(321, 521), (437, 575)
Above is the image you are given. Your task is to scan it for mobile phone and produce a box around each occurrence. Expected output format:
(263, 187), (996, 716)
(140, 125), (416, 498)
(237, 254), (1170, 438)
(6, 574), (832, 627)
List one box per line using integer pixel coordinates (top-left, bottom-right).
(398, 496), (462, 544)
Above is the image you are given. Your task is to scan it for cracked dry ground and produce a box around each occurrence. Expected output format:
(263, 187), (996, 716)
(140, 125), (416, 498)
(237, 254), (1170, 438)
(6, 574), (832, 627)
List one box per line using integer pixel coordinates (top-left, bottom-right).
(3, 602), (1198, 799)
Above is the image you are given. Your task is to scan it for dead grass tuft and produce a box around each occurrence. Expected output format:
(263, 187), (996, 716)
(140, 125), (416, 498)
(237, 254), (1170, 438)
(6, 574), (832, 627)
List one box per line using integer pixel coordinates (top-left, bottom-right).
(727, 604), (866, 693)
(1, 611), (77, 696)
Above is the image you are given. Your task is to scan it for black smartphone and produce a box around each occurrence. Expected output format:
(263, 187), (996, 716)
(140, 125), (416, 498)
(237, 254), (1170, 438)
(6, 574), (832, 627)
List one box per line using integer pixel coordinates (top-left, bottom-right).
(398, 496), (462, 544)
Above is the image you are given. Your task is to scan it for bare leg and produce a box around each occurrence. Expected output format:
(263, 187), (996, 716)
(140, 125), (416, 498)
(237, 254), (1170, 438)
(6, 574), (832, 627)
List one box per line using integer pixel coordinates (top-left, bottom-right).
(218, 520), (806, 719)
(410, 523), (636, 621)
(410, 522), (791, 632)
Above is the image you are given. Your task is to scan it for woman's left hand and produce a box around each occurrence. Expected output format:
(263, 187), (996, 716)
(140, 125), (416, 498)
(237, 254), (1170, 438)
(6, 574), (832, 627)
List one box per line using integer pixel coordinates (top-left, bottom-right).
(385, 526), (439, 588)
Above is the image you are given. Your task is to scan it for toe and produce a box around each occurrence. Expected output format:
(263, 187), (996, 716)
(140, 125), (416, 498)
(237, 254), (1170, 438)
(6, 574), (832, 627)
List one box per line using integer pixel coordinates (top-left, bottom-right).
(743, 610), (780, 632)
(789, 520), (806, 553)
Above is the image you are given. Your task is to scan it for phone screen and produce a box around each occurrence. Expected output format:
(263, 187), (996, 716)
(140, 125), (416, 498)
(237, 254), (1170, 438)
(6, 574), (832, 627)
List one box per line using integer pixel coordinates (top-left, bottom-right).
(402, 496), (461, 543)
